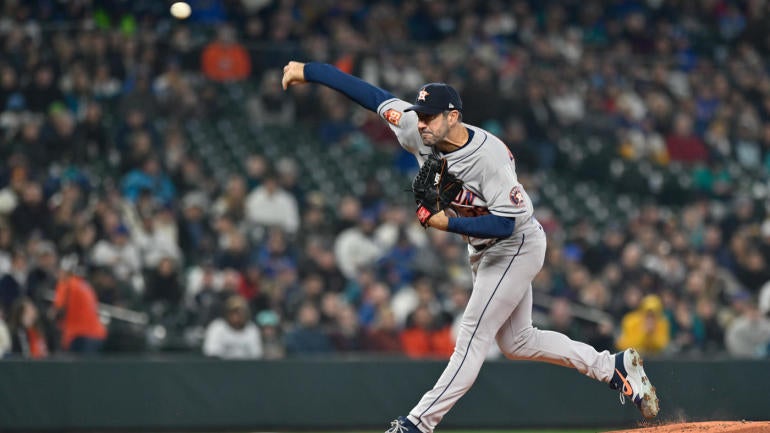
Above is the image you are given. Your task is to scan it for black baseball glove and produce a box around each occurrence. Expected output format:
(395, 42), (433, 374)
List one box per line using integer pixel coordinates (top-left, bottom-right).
(412, 154), (464, 227)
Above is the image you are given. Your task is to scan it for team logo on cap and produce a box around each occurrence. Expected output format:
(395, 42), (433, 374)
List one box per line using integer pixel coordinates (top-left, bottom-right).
(417, 89), (429, 101)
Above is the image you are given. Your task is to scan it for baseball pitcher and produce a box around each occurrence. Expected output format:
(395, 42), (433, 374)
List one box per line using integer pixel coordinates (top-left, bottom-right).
(281, 61), (659, 433)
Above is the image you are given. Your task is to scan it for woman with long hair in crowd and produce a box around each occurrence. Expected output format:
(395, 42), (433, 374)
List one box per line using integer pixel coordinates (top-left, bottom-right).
(8, 297), (49, 359)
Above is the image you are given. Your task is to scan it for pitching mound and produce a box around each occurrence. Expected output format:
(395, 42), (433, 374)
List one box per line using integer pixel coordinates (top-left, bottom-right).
(606, 421), (770, 433)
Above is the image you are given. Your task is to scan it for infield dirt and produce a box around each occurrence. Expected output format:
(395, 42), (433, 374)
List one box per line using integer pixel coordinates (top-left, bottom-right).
(606, 421), (770, 433)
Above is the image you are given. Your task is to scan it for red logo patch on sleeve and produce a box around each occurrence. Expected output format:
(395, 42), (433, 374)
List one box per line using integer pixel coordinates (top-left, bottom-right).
(384, 109), (402, 126)
(510, 185), (525, 207)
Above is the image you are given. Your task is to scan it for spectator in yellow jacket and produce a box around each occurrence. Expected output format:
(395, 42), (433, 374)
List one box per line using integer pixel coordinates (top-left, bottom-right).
(616, 294), (670, 355)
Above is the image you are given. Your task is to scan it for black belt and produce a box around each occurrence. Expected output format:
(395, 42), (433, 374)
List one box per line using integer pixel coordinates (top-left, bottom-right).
(471, 238), (499, 252)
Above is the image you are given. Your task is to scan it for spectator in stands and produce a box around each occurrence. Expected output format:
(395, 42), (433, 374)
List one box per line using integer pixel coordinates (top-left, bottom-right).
(72, 101), (111, 165)
(115, 106), (158, 160)
(722, 197), (758, 243)
(392, 274), (444, 328)
(0, 249), (28, 315)
(399, 305), (433, 358)
(0, 309), (9, 357)
(243, 154), (268, 190)
(252, 228), (296, 277)
(333, 211), (384, 281)
(284, 301), (332, 355)
(119, 69), (160, 117)
(6, 122), (42, 170)
(177, 191), (215, 265)
(22, 63), (63, 113)
(517, 83), (558, 170)
(144, 256), (184, 307)
(329, 303), (365, 352)
(364, 307), (402, 353)
(49, 179), (84, 245)
(0, 64), (21, 114)
(245, 170), (300, 235)
(317, 96), (356, 145)
(298, 237), (346, 293)
(89, 267), (125, 307)
(135, 205), (183, 268)
(582, 224), (626, 274)
(546, 297), (583, 341)
(51, 256), (107, 354)
(668, 300), (706, 354)
(357, 281), (392, 328)
(185, 260), (223, 325)
(695, 297), (725, 353)
(41, 104), (77, 164)
(67, 222), (98, 264)
(201, 24), (251, 82)
(203, 295), (263, 359)
(274, 157), (304, 207)
(616, 294), (671, 355)
(26, 241), (59, 305)
(8, 297), (49, 359)
(236, 264), (267, 311)
(121, 156), (176, 206)
(725, 301), (770, 358)
(256, 309), (285, 359)
(247, 70), (295, 128)
(319, 292), (342, 326)
(400, 305), (454, 359)
(734, 247), (770, 294)
(588, 318), (616, 353)
(212, 175), (248, 221)
(378, 229), (419, 290)
(91, 64), (121, 102)
(215, 227), (251, 274)
(153, 59), (199, 121)
(733, 119), (763, 171)
(10, 181), (49, 241)
(579, 279), (611, 312)
(0, 161), (26, 219)
(90, 224), (142, 293)
(665, 113), (709, 163)
(283, 272), (324, 321)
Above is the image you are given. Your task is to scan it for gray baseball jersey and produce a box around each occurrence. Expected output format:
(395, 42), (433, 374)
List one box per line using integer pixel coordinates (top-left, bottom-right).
(378, 98), (535, 249)
(377, 97), (615, 433)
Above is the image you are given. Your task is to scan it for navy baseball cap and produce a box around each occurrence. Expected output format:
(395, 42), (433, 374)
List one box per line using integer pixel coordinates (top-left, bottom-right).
(404, 83), (463, 115)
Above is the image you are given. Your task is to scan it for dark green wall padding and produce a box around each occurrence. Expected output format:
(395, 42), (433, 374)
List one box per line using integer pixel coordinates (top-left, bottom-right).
(1, 357), (767, 431)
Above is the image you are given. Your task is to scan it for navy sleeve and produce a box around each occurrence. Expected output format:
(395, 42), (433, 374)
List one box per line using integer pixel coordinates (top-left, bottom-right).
(303, 62), (396, 113)
(446, 214), (516, 239)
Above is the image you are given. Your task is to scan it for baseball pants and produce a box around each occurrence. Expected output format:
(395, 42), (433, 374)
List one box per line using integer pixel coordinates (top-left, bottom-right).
(408, 222), (615, 433)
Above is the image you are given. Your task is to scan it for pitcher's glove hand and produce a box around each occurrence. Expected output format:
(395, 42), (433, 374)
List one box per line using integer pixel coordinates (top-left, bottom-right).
(412, 154), (464, 227)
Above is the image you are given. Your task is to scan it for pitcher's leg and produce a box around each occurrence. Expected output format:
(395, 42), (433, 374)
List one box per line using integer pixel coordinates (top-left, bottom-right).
(407, 309), (498, 433)
(495, 287), (614, 383)
(408, 235), (537, 433)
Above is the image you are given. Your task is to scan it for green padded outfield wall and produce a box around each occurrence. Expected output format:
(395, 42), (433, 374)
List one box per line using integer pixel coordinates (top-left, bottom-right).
(0, 357), (768, 431)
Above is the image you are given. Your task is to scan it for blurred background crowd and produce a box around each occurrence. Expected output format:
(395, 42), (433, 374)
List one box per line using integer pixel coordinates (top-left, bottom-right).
(1, 0), (770, 361)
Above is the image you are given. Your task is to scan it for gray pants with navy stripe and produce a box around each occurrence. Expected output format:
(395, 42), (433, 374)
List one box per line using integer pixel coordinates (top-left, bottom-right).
(407, 221), (615, 433)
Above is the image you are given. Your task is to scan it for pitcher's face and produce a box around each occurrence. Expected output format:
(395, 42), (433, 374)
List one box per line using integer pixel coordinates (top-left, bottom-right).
(417, 111), (449, 147)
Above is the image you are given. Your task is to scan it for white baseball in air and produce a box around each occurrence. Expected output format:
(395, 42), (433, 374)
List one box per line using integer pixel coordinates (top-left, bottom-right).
(170, 2), (191, 19)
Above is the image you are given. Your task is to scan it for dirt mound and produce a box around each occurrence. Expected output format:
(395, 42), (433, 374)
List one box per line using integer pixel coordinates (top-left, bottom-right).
(607, 421), (770, 433)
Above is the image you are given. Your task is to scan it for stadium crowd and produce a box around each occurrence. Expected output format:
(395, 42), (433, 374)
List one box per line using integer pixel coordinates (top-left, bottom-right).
(1, 0), (770, 360)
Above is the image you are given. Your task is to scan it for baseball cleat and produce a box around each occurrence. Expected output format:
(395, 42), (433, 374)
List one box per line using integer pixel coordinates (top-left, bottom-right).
(385, 416), (421, 433)
(609, 348), (660, 419)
